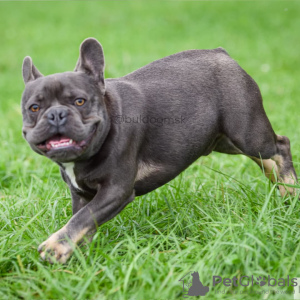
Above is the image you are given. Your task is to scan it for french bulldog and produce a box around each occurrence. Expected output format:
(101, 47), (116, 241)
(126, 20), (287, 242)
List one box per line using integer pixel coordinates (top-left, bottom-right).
(21, 38), (297, 263)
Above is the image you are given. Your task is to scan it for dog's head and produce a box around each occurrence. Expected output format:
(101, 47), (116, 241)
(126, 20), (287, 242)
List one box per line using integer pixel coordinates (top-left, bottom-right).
(21, 38), (110, 163)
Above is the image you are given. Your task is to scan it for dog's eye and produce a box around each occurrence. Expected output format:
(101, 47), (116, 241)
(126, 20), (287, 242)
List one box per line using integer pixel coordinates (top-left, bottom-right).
(29, 104), (40, 112)
(74, 98), (86, 106)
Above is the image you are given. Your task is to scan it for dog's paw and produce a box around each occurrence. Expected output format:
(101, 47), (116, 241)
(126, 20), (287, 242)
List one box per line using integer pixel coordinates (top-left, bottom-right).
(38, 228), (73, 264)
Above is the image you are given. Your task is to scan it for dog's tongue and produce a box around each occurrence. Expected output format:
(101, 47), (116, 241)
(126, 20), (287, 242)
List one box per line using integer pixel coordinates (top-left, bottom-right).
(46, 135), (74, 149)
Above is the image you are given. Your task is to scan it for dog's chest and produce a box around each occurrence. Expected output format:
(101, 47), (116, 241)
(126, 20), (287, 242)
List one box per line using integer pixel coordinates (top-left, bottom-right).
(62, 163), (81, 190)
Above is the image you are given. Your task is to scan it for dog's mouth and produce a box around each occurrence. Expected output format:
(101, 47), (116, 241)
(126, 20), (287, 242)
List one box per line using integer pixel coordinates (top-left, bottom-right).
(37, 135), (78, 151)
(36, 126), (97, 153)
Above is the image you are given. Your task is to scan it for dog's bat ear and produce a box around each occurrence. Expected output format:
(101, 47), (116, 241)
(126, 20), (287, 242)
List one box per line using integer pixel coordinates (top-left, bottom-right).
(22, 56), (43, 84)
(75, 38), (105, 94)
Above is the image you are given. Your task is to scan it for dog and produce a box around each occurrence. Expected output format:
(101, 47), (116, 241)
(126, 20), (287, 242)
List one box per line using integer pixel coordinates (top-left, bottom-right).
(21, 38), (297, 263)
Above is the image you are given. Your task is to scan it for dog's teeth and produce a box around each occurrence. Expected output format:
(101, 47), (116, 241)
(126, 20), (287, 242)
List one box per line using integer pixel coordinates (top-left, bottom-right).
(49, 139), (73, 149)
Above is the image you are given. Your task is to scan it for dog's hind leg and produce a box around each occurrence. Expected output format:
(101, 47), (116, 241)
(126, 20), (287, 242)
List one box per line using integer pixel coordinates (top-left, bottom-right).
(250, 157), (279, 183)
(251, 135), (298, 197)
(215, 62), (298, 196)
(214, 134), (298, 197)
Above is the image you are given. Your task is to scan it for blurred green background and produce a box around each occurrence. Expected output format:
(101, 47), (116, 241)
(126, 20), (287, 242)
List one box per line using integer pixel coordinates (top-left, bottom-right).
(0, 1), (300, 299)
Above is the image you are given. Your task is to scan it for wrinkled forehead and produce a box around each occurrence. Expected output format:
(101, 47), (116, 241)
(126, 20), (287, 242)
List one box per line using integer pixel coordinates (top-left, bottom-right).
(22, 72), (96, 101)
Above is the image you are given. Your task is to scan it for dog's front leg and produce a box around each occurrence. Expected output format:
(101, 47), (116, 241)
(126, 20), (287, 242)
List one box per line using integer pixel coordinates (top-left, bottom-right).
(38, 186), (135, 263)
(71, 190), (89, 216)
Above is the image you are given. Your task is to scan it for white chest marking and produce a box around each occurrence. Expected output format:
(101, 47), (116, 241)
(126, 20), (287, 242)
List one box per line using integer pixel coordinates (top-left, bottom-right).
(62, 163), (81, 190)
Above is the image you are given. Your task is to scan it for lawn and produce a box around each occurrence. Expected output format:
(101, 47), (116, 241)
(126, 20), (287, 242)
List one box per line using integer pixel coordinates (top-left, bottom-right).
(1, 1), (300, 299)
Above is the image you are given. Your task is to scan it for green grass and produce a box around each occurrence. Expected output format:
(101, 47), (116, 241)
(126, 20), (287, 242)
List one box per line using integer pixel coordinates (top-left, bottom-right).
(1, 1), (300, 299)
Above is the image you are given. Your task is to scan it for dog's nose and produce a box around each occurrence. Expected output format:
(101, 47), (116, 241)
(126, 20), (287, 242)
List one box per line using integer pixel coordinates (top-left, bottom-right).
(47, 107), (68, 127)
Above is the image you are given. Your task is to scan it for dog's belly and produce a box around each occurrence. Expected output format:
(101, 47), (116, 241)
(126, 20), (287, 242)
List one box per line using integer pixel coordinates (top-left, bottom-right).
(134, 131), (222, 196)
(135, 161), (162, 183)
(134, 171), (176, 196)
(134, 159), (194, 196)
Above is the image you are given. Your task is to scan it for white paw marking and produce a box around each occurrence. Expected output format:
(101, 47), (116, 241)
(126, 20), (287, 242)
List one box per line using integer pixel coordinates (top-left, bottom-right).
(38, 229), (73, 264)
(38, 227), (90, 264)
